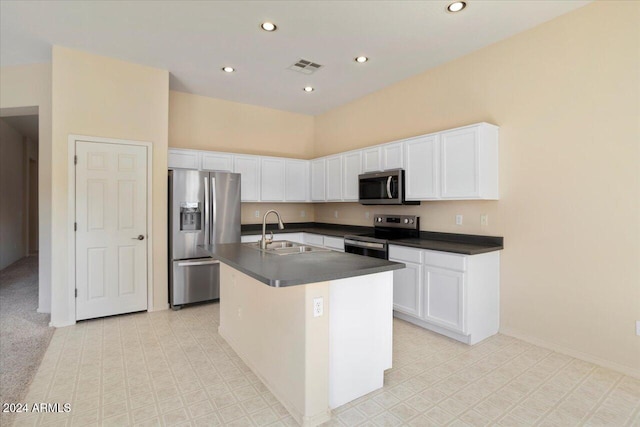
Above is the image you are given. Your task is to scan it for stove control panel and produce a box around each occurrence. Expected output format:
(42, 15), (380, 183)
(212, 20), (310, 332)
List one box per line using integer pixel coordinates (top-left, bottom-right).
(373, 214), (419, 230)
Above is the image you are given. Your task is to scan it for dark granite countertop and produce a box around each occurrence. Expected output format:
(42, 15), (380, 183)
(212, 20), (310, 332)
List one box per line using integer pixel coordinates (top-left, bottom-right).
(201, 243), (404, 287)
(242, 222), (503, 255)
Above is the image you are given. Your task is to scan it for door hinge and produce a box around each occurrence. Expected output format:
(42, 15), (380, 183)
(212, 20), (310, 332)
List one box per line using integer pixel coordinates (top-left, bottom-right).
(74, 155), (78, 165)
(74, 222), (77, 231)
(75, 289), (78, 298)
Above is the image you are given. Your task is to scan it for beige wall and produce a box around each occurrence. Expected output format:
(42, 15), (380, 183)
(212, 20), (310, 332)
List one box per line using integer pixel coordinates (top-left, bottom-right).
(169, 91), (315, 159)
(0, 63), (52, 313)
(51, 46), (169, 325)
(0, 119), (26, 269)
(315, 1), (640, 375)
(168, 90), (317, 225)
(241, 202), (314, 225)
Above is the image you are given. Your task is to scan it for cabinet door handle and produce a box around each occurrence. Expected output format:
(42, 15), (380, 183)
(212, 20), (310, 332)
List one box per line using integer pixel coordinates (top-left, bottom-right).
(132, 235), (145, 240)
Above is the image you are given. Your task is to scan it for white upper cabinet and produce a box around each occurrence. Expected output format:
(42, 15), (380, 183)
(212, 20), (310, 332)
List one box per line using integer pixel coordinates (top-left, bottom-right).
(284, 159), (309, 202)
(168, 149), (199, 169)
(168, 122), (498, 203)
(404, 135), (440, 200)
(342, 151), (362, 201)
(362, 147), (382, 172)
(440, 123), (499, 199)
(201, 152), (233, 171)
(234, 155), (260, 202)
(325, 155), (343, 201)
(310, 158), (326, 201)
(382, 142), (403, 170)
(260, 157), (285, 202)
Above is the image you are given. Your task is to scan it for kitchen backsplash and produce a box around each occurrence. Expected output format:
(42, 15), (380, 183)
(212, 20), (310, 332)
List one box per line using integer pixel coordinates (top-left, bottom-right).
(241, 203), (315, 224)
(314, 202), (502, 235)
(241, 201), (501, 235)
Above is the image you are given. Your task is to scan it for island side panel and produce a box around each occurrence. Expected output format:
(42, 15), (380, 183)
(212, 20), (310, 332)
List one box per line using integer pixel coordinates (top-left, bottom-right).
(328, 271), (394, 409)
(219, 263), (331, 426)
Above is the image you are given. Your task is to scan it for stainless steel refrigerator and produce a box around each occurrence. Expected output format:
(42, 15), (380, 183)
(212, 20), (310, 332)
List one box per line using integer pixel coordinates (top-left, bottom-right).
(168, 169), (241, 309)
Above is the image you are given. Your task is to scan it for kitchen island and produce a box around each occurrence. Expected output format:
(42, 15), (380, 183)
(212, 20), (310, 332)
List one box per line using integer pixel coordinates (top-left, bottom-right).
(202, 243), (404, 426)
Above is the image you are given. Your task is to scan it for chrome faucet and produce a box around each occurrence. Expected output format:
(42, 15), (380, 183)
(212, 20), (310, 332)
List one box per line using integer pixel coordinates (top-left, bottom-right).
(260, 210), (285, 249)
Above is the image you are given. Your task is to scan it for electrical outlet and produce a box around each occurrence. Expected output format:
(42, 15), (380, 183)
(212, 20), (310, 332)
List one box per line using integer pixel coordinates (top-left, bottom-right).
(313, 297), (323, 317)
(300, 210), (306, 218)
(254, 210), (260, 218)
(365, 211), (370, 220)
(334, 210), (338, 218)
(456, 214), (463, 225)
(237, 307), (242, 318)
(636, 321), (640, 336)
(481, 214), (489, 226)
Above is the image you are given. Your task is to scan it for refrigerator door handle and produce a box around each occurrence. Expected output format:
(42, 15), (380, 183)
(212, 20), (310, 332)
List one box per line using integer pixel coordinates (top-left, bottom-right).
(204, 176), (210, 245)
(211, 176), (217, 245)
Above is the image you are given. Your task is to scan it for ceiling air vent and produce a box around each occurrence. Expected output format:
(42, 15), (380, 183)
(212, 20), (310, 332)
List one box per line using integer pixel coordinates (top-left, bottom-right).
(288, 59), (323, 75)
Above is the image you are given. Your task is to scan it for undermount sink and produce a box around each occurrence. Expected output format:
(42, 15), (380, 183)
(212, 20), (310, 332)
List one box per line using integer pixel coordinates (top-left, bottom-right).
(244, 240), (330, 255)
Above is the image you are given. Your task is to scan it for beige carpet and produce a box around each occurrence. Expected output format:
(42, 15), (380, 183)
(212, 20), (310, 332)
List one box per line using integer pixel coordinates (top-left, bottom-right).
(0, 256), (53, 427)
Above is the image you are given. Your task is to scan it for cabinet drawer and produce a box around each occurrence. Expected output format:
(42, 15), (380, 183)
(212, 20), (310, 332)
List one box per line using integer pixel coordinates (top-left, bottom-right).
(323, 236), (344, 251)
(388, 245), (422, 263)
(423, 250), (466, 271)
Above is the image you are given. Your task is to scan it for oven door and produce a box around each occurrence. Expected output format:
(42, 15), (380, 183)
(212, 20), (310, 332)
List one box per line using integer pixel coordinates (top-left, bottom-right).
(344, 239), (388, 259)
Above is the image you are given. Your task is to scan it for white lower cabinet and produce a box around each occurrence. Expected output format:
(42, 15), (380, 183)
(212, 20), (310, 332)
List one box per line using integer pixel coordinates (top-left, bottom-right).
(390, 244), (499, 345)
(323, 236), (344, 252)
(242, 232), (343, 252)
(302, 233), (324, 247)
(241, 232), (304, 244)
(423, 266), (465, 333)
(391, 261), (422, 317)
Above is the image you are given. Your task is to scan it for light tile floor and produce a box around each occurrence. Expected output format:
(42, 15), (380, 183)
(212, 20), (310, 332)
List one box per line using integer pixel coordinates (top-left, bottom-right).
(10, 303), (640, 427)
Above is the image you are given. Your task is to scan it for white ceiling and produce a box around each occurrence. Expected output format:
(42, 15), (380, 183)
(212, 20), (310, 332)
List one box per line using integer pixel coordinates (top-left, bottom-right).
(0, 0), (591, 115)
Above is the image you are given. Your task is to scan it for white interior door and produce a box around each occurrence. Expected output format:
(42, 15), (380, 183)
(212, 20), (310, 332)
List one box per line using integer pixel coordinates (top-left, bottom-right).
(75, 141), (148, 320)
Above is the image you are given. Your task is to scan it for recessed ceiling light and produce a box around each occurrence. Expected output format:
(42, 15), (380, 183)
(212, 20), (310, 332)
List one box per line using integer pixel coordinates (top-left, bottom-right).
(303, 86), (314, 92)
(261, 22), (277, 32)
(222, 66), (235, 73)
(355, 56), (369, 63)
(447, 1), (467, 12)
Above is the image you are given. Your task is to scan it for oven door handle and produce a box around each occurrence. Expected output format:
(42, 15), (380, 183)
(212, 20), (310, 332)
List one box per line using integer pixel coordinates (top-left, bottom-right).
(344, 239), (386, 250)
(386, 176), (392, 199)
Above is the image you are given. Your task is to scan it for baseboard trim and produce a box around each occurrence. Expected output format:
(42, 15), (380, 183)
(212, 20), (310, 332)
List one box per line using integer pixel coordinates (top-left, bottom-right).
(148, 303), (169, 312)
(218, 326), (331, 427)
(37, 307), (51, 314)
(500, 327), (640, 379)
(49, 320), (75, 328)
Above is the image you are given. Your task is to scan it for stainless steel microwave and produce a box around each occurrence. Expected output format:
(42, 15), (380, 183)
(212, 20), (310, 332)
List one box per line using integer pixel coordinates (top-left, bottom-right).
(358, 169), (419, 205)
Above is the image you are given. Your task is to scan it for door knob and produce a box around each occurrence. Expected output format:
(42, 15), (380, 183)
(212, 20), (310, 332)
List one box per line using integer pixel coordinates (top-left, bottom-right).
(132, 235), (145, 240)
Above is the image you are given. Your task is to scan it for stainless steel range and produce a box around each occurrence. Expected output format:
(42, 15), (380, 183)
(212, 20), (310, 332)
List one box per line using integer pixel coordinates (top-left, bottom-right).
(344, 214), (420, 259)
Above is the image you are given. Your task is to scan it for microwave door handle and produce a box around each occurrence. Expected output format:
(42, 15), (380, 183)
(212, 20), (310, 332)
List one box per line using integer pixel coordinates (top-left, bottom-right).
(386, 176), (392, 199)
